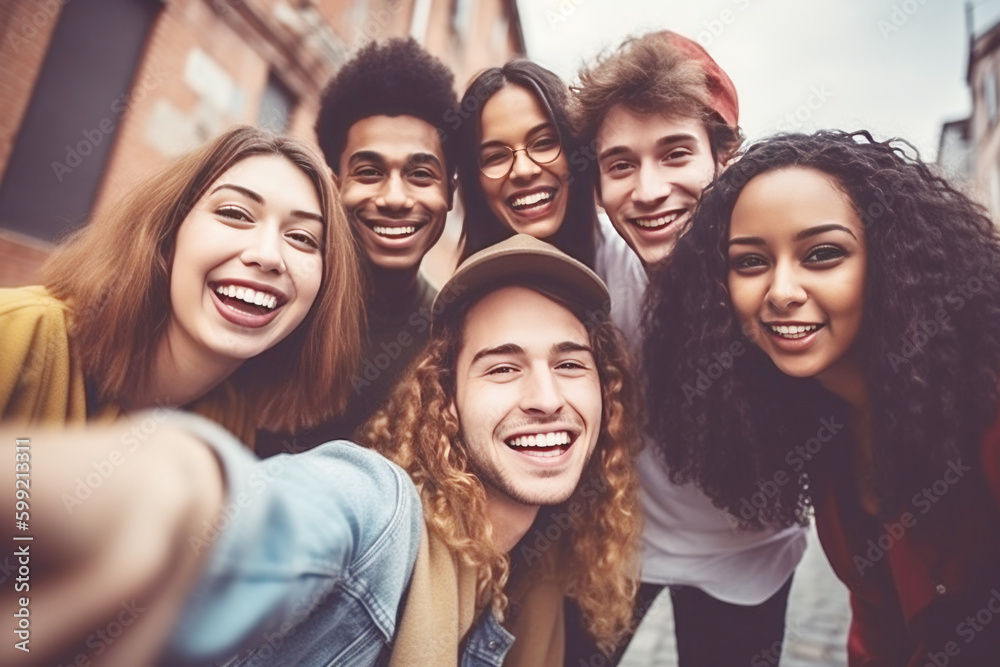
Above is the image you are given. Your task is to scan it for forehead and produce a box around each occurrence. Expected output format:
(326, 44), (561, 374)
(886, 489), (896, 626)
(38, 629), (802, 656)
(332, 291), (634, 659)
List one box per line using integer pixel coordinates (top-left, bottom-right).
(479, 85), (552, 140)
(206, 154), (319, 205)
(458, 285), (589, 357)
(340, 114), (445, 164)
(730, 167), (862, 236)
(596, 106), (710, 152)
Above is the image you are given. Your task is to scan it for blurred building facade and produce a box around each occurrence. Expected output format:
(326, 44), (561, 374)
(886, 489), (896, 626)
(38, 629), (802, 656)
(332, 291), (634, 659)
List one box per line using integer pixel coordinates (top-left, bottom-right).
(939, 11), (1000, 221)
(0, 0), (524, 285)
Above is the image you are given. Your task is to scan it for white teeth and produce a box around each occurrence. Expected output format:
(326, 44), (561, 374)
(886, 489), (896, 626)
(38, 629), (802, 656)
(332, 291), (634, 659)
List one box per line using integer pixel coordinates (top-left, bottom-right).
(768, 323), (819, 339)
(511, 191), (554, 209)
(214, 285), (279, 310)
(507, 431), (571, 449)
(372, 225), (417, 237)
(632, 211), (682, 229)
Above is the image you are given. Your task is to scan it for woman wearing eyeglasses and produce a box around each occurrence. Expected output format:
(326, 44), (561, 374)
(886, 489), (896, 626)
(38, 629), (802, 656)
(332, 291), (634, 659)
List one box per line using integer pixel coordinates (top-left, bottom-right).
(455, 61), (597, 266)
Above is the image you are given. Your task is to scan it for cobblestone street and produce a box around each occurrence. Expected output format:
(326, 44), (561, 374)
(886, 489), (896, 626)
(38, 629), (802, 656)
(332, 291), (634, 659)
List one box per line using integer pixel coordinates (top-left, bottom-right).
(621, 523), (850, 666)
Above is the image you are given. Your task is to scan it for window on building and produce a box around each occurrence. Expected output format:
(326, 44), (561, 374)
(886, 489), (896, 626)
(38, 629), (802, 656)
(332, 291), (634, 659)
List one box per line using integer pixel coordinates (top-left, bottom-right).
(984, 66), (998, 128)
(258, 71), (295, 133)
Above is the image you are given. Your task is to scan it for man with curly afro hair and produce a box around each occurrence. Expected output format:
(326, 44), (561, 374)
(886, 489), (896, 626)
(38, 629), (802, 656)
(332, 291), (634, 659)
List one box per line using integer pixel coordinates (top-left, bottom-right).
(258, 38), (459, 454)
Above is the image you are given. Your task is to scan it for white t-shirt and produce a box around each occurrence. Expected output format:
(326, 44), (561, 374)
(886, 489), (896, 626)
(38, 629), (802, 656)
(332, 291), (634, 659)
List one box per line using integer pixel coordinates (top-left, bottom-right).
(594, 213), (806, 605)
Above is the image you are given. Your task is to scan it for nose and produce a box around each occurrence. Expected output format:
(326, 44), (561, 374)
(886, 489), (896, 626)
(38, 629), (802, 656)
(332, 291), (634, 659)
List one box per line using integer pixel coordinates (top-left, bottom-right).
(240, 224), (286, 274)
(376, 173), (414, 210)
(509, 148), (542, 181)
(519, 366), (566, 415)
(766, 261), (807, 312)
(631, 164), (670, 206)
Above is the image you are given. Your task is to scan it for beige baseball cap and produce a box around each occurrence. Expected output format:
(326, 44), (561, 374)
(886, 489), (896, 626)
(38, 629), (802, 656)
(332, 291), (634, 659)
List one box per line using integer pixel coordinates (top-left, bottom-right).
(432, 234), (610, 330)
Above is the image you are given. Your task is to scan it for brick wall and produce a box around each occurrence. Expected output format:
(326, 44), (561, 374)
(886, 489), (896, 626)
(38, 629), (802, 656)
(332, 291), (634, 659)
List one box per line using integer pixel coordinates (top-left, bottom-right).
(0, 0), (64, 187)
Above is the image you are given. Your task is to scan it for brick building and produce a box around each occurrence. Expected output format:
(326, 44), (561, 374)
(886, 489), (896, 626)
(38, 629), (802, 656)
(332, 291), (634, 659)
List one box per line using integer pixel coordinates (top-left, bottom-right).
(0, 0), (524, 285)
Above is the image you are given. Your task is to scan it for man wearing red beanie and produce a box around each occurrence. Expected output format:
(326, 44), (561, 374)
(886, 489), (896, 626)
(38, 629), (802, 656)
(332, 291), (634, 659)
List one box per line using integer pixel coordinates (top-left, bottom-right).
(571, 30), (807, 665)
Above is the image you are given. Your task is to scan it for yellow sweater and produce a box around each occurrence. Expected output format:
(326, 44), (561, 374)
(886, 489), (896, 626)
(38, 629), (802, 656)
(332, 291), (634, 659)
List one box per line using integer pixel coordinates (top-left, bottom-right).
(0, 286), (253, 442)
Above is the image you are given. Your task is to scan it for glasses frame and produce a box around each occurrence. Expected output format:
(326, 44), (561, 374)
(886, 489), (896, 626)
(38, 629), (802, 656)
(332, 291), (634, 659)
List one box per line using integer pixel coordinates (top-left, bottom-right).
(478, 137), (563, 180)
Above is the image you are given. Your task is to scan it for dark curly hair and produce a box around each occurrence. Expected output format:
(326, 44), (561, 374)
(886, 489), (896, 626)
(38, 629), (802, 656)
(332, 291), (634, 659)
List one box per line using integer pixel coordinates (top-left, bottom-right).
(315, 38), (458, 183)
(454, 61), (597, 266)
(643, 130), (1000, 528)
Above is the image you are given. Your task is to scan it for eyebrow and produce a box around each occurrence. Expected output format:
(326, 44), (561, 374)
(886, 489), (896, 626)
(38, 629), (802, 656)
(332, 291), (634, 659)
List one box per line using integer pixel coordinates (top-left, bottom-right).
(407, 152), (444, 171)
(471, 343), (524, 365)
(469, 340), (593, 366)
(729, 223), (857, 247)
(210, 184), (324, 224)
(479, 121), (553, 148)
(598, 132), (699, 163)
(346, 150), (385, 167)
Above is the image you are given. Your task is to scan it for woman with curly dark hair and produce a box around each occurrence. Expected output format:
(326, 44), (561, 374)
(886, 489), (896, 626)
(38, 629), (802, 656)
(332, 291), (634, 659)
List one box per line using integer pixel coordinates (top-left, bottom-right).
(644, 130), (1000, 664)
(453, 60), (597, 265)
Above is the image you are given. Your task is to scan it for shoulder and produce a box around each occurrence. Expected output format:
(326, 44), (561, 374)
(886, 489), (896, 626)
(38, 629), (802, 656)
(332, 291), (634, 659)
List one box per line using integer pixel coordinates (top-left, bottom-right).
(296, 440), (423, 543)
(0, 286), (70, 324)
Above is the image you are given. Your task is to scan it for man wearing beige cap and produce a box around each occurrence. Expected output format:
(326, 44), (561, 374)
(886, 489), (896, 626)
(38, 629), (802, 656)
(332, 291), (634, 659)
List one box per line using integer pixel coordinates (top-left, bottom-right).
(2, 235), (641, 667)
(571, 30), (807, 665)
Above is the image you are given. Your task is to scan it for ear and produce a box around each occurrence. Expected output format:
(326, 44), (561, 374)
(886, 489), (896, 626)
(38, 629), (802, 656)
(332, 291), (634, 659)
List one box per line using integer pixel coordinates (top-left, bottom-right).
(445, 398), (459, 428)
(447, 175), (457, 211)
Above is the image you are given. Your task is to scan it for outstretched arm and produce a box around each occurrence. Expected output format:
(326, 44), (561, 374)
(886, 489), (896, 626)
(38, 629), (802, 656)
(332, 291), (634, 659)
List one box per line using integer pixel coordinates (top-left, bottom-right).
(1, 419), (224, 667)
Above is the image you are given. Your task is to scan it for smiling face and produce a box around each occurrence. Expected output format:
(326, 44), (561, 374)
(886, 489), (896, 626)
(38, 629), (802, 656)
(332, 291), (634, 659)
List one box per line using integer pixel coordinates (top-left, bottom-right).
(338, 114), (451, 272)
(727, 167), (867, 385)
(597, 106), (717, 266)
(477, 85), (570, 240)
(453, 285), (602, 511)
(168, 154), (325, 372)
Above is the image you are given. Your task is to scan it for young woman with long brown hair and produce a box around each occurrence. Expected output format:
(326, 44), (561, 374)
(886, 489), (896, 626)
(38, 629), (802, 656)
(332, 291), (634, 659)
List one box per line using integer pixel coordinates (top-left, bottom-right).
(1, 126), (364, 442)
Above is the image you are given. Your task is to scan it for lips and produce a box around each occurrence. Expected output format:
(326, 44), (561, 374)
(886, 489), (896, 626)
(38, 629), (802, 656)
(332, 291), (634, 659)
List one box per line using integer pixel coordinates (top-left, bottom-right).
(504, 429), (575, 459)
(210, 281), (287, 327)
(506, 186), (558, 219)
(628, 208), (686, 231)
(763, 322), (824, 339)
(361, 218), (425, 241)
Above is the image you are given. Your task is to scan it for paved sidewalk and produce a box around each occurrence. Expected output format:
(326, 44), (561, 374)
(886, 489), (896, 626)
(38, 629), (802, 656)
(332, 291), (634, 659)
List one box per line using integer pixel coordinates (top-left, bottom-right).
(620, 522), (850, 666)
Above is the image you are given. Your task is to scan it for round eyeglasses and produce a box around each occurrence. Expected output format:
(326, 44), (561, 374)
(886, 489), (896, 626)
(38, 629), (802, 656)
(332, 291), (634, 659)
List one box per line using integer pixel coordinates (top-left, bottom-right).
(478, 135), (563, 179)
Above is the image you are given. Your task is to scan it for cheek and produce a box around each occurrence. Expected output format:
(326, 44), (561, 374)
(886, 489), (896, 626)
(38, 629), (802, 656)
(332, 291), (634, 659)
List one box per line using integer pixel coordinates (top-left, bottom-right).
(550, 155), (571, 183)
(727, 275), (758, 322)
(478, 173), (503, 210)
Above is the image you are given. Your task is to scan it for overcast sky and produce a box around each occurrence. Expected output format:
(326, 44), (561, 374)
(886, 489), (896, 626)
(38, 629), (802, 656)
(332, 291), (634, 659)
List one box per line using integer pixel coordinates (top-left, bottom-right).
(517, 0), (1000, 160)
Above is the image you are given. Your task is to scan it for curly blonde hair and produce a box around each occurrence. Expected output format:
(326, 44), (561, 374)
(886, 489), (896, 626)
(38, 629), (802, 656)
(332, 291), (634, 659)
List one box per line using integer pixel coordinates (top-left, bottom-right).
(359, 293), (642, 650)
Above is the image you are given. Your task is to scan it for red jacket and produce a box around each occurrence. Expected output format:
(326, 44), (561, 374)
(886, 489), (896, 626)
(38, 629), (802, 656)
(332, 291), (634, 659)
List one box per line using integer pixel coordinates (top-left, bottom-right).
(812, 413), (1000, 665)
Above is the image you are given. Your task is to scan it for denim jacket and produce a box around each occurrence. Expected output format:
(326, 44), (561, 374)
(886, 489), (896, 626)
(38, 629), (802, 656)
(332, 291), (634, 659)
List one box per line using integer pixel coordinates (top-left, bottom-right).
(462, 611), (515, 667)
(159, 413), (422, 667)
